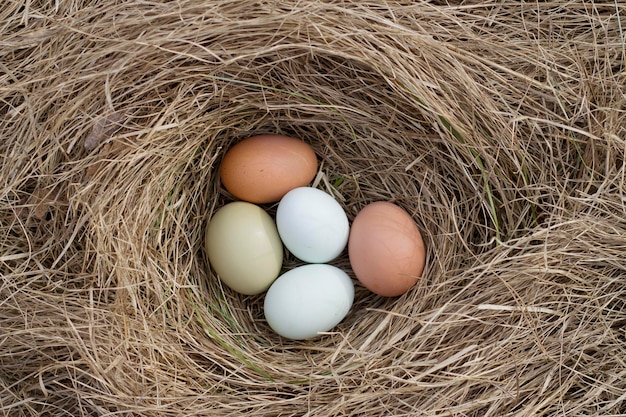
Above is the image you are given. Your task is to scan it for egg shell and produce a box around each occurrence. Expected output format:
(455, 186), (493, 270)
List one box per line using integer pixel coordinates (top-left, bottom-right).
(264, 264), (354, 340)
(219, 135), (318, 204)
(348, 202), (425, 297)
(205, 202), (283, 295)
(276, 187), (350, 263)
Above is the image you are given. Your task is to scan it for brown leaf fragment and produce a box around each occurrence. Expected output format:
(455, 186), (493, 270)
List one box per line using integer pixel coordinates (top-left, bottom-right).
(18, 188), (65, 221)
(84, 140), (129, 179)
(84, 111), (125, 151)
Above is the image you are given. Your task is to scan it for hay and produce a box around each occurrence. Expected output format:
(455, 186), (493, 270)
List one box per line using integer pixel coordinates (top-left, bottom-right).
(1, 1), (625, 416)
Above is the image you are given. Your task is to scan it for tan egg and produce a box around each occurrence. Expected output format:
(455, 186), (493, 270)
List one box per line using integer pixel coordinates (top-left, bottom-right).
(348, 202), (426, 297)
(205, 202), (283, 295)
(220, 135), (318, 204)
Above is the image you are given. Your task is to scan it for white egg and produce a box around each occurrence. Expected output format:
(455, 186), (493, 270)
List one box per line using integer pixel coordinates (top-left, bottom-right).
(264, 264), (354, 340)
(276, 187), (349, 263)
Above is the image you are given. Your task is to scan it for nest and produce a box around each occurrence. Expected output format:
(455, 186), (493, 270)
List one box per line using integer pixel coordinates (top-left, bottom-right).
(2, 2), (625, 416)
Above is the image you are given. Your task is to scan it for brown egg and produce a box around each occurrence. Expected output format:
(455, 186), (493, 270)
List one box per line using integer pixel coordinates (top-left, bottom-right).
(348, 202), (426, 297)
(220, 135), (318, 204)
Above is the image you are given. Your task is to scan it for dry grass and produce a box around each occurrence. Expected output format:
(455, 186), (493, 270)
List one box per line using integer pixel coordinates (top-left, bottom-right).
(1, 1), (625, 416)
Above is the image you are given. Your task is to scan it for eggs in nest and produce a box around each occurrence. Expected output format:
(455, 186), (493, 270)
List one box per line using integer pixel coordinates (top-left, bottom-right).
(206, 134), (427, 340)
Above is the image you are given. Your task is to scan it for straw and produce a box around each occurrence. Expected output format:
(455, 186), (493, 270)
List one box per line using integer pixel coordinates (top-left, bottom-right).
(1, 1), (625, 416)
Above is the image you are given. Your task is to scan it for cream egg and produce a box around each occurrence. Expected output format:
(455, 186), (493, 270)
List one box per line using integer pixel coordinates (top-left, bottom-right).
(205, 202), (283, 295)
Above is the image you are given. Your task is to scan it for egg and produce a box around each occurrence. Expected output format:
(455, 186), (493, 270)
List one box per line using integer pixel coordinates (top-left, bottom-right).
(348, 202), (426, 297)
(205, 202), (283, 295)
(219, 134), (318, 204)
(264, 264), (354, 340)
(276, 187), (349, 263)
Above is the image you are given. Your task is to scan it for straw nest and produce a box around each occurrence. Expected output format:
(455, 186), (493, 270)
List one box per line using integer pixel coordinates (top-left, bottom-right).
(2, 2), (625, 416)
